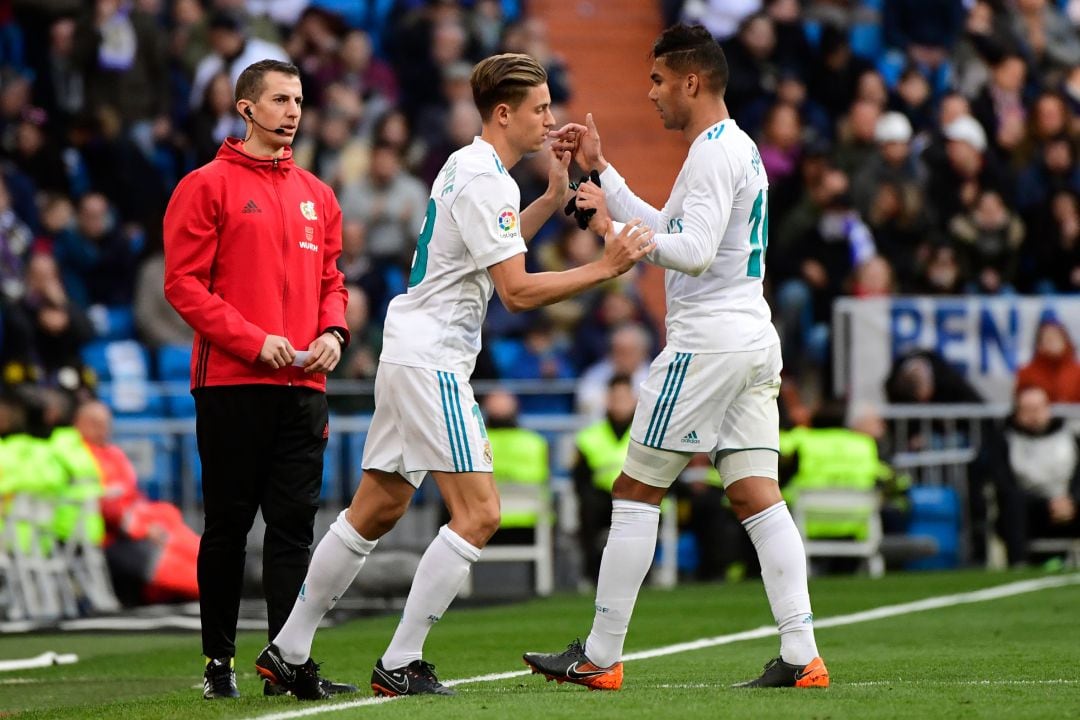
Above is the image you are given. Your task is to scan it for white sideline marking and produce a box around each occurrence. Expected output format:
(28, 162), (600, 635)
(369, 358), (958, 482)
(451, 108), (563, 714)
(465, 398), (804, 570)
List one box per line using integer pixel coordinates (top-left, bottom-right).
(242, 574), (1080, 720)
(659, 679), (1080, 689)
(0, 652), (78, 673)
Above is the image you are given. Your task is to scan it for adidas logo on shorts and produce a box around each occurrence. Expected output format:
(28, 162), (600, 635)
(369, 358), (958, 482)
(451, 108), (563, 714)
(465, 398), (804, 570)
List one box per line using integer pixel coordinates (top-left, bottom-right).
(681, 430), (700, 445)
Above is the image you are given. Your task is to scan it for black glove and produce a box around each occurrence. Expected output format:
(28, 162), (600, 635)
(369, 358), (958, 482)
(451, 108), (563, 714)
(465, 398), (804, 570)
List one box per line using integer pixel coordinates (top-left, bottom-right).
(563, 170), (602, 230)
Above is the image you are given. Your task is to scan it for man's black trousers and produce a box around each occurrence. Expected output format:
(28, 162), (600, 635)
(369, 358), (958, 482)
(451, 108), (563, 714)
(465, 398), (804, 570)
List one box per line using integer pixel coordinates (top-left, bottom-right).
(194, 385), (327, 659)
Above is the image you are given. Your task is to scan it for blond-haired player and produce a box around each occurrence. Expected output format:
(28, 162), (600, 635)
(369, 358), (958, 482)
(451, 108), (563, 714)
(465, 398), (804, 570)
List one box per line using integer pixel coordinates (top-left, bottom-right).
(254, 53), (655, 700)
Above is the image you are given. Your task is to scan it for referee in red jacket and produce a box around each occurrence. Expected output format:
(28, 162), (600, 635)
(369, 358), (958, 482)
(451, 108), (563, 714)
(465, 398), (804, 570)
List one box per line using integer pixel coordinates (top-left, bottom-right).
(164, 59), (354, 700)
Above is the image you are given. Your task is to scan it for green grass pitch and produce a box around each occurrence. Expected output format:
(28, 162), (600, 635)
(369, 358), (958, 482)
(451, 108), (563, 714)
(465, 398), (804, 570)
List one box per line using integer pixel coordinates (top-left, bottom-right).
(2, 570), (1078, 719)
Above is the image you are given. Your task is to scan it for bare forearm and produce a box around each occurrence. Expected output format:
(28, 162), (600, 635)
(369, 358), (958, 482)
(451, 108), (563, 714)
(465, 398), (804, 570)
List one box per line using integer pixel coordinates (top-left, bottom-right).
(520, 190), (562, 242)
(503, 262), (613, 312)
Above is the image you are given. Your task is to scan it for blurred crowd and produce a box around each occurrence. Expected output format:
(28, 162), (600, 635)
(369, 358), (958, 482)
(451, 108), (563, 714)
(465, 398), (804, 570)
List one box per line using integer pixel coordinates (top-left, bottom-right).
(0, 0), (1077, 430)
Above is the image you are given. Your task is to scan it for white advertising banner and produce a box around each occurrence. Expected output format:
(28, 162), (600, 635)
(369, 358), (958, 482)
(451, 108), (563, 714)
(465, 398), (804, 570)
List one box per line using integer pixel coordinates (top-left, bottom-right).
(833, 296), (1080, 410)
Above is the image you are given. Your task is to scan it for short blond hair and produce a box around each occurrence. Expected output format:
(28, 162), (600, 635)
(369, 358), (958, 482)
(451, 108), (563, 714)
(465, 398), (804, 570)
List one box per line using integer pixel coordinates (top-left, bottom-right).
(470, 53), (547, 120)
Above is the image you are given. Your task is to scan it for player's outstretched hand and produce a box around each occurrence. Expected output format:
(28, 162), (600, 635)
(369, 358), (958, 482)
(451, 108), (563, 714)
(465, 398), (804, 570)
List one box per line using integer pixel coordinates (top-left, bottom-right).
(258, 334), (296, 369)
(547, 145), (572, 204)
(602, 219), (656, 277)
(303, 332), (342, 374)
(550, 113), (605, 172)
(575, 181), (611, 235)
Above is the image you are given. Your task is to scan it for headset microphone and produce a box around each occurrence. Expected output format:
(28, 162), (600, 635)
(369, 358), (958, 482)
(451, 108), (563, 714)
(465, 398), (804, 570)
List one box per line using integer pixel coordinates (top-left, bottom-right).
(245, 107), (287, 136)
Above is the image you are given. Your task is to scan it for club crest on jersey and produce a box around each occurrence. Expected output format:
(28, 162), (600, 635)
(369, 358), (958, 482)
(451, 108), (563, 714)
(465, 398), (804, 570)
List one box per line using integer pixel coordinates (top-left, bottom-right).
(300, 201), (317, 220)
(497, 208), (517, 237)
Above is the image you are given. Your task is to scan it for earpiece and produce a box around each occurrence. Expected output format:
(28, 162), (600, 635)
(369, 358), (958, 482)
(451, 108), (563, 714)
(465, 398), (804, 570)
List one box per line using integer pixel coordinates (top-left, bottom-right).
(243, 106), (287, 136)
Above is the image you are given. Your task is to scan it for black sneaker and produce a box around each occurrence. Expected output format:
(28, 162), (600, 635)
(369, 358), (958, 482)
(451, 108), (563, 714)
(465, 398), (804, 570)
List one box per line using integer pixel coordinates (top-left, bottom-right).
(263, 678), (360, 696)
(255, 643), (330, 701)
(203, 657), (240, 699)
(732, 656), (829, 688)
(370, 658), (455, 697)
(522, 639), (623, 690)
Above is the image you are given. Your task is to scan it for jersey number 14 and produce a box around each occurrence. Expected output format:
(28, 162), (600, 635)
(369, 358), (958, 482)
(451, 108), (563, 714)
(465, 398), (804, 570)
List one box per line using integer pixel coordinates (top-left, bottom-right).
(746, 189), (769, 278)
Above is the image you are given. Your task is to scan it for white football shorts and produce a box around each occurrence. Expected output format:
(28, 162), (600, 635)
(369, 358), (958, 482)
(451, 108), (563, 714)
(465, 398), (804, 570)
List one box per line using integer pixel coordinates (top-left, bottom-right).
(361, 362), (492, 487)
(628, 343), (782, 484)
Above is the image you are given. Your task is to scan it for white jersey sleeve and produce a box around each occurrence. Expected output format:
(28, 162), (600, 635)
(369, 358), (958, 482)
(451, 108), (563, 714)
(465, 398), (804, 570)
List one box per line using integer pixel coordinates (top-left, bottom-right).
(619, 119), (779, 354)
(646, 152), (734, 276)
(451, 173), (526, 268)
(598, 164), (667, 232)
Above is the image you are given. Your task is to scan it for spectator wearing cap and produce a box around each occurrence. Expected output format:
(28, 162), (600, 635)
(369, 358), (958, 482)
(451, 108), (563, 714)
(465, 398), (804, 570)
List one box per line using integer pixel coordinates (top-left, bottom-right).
(188, 9), (288, 112)
(852, 111), (927, 220)
(856, 113), (936, 288)
(925, 113), (1008, 225)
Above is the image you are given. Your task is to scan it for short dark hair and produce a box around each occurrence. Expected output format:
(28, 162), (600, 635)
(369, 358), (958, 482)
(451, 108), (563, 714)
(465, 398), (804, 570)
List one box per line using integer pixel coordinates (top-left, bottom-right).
(653, 24), (729, 95)
(470, 53), (547, 120)
(235, 59), (301, 104)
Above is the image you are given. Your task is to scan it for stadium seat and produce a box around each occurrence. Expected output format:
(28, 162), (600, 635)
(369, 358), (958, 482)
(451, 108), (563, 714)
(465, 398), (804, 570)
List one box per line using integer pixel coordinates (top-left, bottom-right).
(156, 344), (195, 417)
(906, 485), (961, 570)
(87, 305), (137, 341)
(793, 488), (885, 577)
(83, 340), (165, 418)
(156, 343), (191, 379)
(463, 480), (555, 597)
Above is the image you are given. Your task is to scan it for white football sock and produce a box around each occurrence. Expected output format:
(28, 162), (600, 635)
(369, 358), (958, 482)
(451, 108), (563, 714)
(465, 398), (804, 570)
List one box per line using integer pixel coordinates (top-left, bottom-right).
(742, 501), (819, 666)
(274, 510), (377, 665)
(584, 499), (660, 668)
(380, 525), (481, 670)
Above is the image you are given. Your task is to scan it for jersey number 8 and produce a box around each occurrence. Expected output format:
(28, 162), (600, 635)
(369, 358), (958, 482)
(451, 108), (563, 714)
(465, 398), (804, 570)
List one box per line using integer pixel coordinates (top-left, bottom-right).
(408, 198), (437, 288)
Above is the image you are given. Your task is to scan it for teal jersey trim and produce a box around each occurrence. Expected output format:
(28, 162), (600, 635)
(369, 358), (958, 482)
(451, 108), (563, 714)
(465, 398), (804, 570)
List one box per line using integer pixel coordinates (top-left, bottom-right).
(644, 353), (692, 447)
(447, 374), (474, 471)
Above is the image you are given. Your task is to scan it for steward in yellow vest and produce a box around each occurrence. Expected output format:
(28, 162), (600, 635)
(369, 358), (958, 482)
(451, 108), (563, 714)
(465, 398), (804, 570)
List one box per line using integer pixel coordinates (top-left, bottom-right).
(572, 375), (636, 581)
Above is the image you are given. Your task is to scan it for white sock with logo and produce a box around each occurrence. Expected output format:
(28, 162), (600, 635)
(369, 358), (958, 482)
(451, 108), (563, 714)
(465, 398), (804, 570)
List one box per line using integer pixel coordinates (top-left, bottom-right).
(742, 501), (819, 666)
(584, 499), (661, 668)
(380, 525), (481, 670)
(274, 510), (377, 665)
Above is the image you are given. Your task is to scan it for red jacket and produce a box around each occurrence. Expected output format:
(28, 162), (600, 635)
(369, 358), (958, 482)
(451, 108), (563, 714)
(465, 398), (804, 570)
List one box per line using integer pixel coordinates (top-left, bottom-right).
(164, 139), (348, 391)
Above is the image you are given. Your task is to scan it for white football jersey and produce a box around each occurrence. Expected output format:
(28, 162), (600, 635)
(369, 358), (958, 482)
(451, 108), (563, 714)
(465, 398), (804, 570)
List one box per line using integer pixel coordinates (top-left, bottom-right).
(381, 137), (526, 376)
(600, 119), (779, 353)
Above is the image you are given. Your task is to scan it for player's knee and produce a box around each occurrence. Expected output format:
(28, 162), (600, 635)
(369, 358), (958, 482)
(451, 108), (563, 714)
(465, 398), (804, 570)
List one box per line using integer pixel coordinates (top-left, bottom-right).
(611, 473), (666, 505)
(474, 505), (503, 542)
(452, 504), (501, 546)
(347, 498), (408, 539)
(725, 475), (783, 521)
